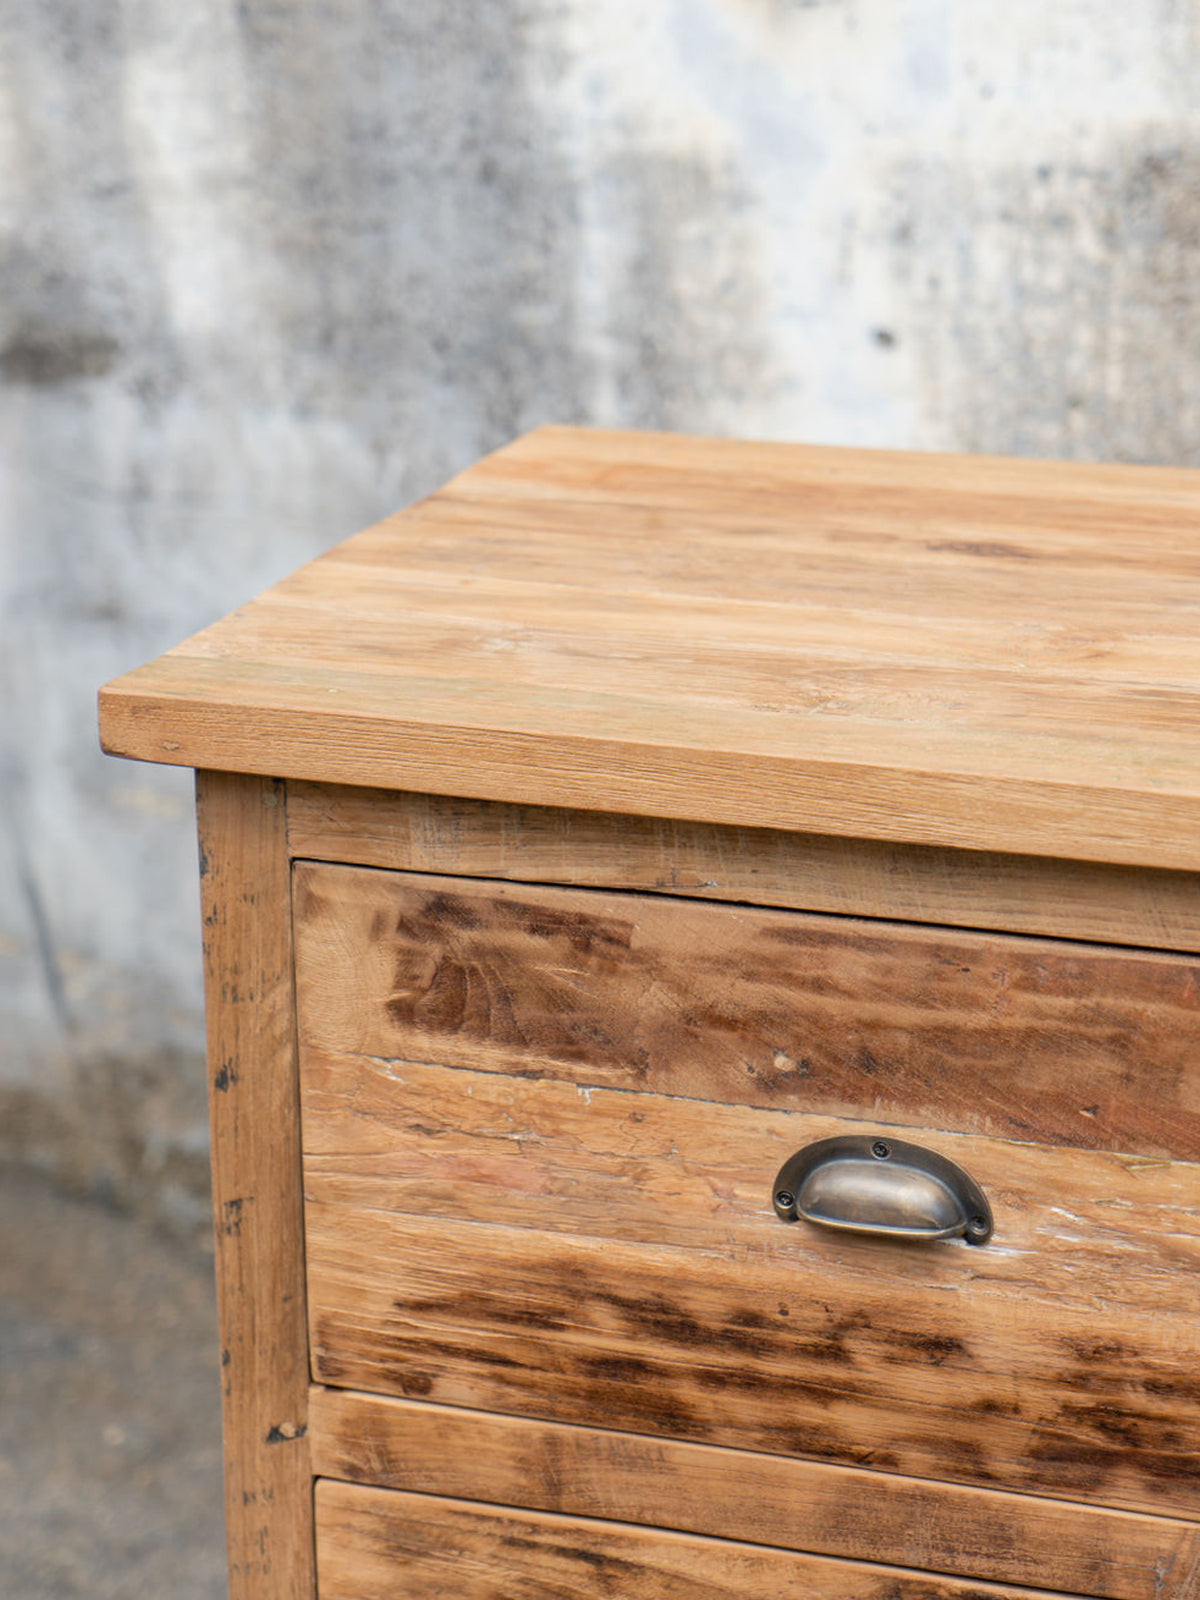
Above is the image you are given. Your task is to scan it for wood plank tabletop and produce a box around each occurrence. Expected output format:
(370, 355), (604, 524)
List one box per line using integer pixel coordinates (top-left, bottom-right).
(98, 426), (1200, 869)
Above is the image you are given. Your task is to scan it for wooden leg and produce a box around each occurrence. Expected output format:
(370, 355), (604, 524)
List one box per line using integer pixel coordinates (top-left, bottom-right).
(197, 771), (314, 1599)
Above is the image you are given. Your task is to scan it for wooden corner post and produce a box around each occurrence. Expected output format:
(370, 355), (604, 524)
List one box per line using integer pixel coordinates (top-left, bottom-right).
(196, 771), (314, 1599)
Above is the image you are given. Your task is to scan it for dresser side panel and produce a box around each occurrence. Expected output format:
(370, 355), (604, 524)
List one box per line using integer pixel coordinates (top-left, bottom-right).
(197, 770), (314, 1600)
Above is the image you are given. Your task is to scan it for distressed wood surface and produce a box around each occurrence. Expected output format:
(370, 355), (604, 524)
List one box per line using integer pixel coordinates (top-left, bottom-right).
(302, 1059), (1200, 1519)
(100, 426), (1200, 871)
(286, 782), (1200, 954)
(309, 1388), (1200, 1600)
(301, 1054), (1200, 1306)
(314, 1481), (1087, 1600)
(293, 863), (1200, 1160)
(196, 771), (314, 1600)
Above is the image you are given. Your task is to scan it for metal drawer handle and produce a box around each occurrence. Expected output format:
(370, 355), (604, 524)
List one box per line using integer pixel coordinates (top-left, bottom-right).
(772, 1135), (993, 1245)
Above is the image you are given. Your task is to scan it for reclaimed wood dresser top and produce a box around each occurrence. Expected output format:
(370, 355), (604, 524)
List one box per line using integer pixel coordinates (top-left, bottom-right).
(98, 426), (1200, 870)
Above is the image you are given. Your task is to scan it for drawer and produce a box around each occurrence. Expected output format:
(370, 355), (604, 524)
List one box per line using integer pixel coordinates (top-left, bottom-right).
(299, 1066), (1200, 1511)
(294, 862), (1200, 1159)
(314, 1478), (1086, 1600)
(294, 864), (1200, 1548)
(309, 1389), (1200, 1599)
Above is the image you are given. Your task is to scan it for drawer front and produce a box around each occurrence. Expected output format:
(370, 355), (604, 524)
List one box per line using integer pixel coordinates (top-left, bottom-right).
(294, 863), (1200, 1160)
(310, 1388), (1200, 1600)
(295, 864), (1200, 1526)
(302, 1055), (1200, 1520)
(314, 1479), (1084, 1600)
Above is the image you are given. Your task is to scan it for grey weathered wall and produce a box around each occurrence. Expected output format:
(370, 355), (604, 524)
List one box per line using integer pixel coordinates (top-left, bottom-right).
(3, 0), (1198, 1230)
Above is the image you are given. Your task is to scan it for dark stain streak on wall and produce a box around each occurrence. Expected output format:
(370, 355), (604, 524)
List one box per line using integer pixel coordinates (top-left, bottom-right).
(1, 329), (119, 385)
(888, 144), (1200, 465)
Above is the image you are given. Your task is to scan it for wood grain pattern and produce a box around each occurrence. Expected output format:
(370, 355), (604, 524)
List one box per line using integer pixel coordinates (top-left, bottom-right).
(286, 782), (1200, 954)
(99, 426), (1200, 871)
(309, 1388), (1200, 1600)
(196, 771), (314, 1600)
(301, 1054), (1200, 1305)
(293, 863), (1200, 1160)
(314, 1480), (1087, 1600)
(302, 1058), (1200, 1518)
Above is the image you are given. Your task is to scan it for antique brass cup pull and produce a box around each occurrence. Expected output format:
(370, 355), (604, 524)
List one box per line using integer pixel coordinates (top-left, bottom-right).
(772, 1135), (993, 1245)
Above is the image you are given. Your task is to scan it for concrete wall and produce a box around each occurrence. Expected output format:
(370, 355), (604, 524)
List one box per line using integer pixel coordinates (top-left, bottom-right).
(3, 0), (1198, 1230)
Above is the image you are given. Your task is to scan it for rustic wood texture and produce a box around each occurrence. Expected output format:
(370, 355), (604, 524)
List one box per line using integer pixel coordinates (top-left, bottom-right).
(309, 1388), (1200, 1600)
(302, 1053), (1200, 1519)
(196, 771), (314, 1600)
(293, 863), (1200, 1160)
(100, 426), (1200, 871)
(301, 1053), (1200, 1293)
(287, 782), (1200, 954)
(314, 1480), (1087, 1600)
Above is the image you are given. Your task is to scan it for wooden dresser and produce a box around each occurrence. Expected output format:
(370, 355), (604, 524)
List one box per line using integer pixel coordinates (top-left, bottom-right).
(98, 427), (1200, 1599)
